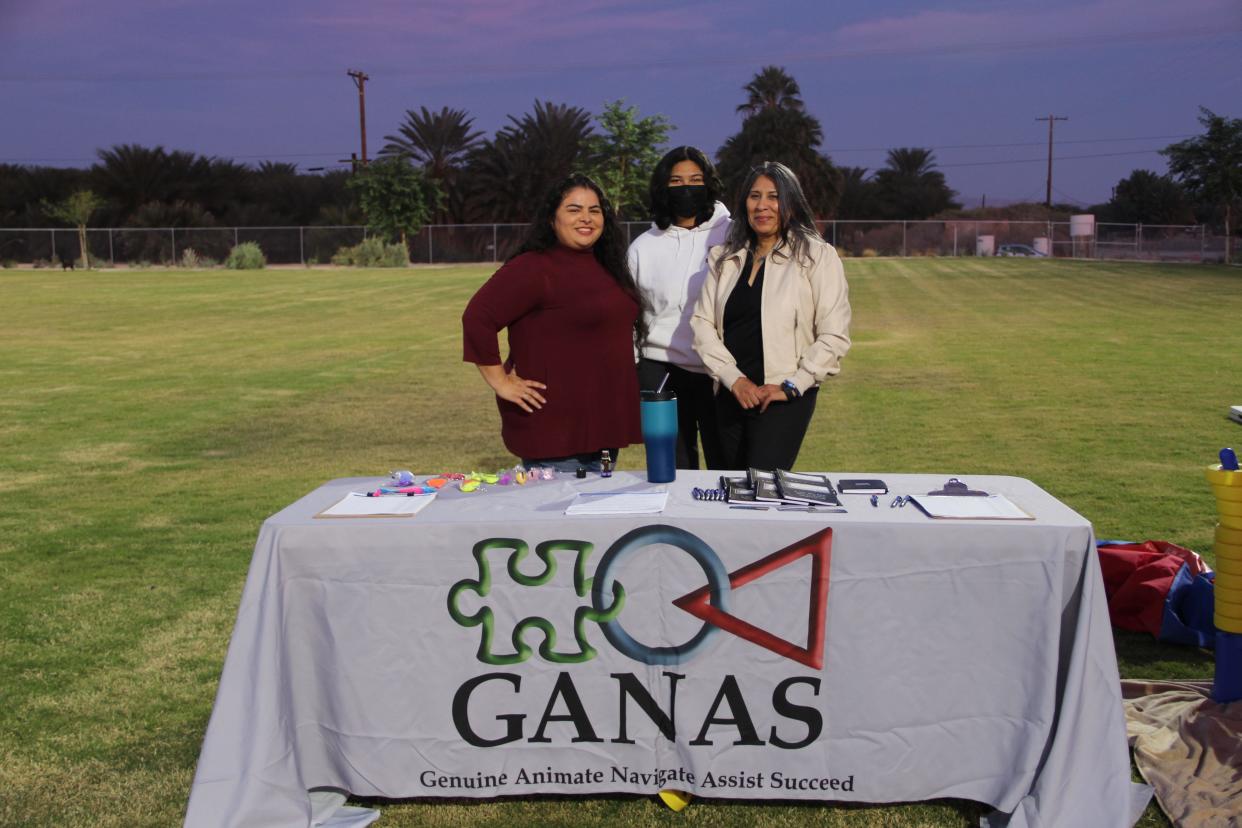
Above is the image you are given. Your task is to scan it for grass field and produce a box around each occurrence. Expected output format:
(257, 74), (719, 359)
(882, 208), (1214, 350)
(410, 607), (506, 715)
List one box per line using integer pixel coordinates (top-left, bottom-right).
(2, 258), (1238, 827)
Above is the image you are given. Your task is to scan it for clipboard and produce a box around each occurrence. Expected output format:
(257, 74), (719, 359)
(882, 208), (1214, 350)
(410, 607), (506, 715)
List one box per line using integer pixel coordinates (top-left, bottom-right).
(315, 492), (436, 519)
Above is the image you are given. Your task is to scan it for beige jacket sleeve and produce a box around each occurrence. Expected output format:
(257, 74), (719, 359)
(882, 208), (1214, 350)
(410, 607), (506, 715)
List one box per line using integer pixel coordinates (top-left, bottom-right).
(789, 241), (851, 393)
(690, 246), (746, 391)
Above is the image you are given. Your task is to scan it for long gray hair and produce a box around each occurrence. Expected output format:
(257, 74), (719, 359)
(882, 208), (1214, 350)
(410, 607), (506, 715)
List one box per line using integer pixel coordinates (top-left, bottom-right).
(719, 161), (822, 266)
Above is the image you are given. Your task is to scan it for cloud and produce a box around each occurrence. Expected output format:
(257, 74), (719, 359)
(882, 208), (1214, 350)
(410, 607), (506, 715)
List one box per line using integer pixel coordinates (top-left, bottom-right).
(300, 0), (702, 41)
(825, 0), (1240, 56)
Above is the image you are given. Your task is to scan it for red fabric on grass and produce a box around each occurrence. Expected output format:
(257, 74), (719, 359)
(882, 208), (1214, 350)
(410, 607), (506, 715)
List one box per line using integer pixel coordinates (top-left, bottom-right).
(1097, 541), (1209, 637)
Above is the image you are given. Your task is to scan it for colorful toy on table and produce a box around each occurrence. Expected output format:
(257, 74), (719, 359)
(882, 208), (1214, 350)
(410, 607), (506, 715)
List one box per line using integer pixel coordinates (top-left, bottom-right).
(460, 478), (482, 493)
(389, 470), (416, 487)
(368, 484), (437, 497)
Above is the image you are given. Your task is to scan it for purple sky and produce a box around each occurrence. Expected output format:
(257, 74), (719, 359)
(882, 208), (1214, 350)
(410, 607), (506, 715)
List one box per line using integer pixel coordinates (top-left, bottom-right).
(2, 0), (1239, 207)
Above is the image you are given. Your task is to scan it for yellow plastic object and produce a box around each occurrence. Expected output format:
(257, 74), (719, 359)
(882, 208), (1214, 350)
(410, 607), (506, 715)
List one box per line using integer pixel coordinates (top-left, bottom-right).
(1211, 485), (1242, 503)
(1218, 499), (1242, 518)
(1216, 524), (1242, 547)
(1215, 555), (1242, 576)
(1216, 583), (1242, 605)
(1215, 595), (1242, 621)
(471, 471), (500, 485)
(460, 479), (481, 493)
(1206, 464), (1242, 487)
(514, 470), (528, 485)
(658, 790), (692, 812)
(1217, 616), (1242, 634)
(1219, 514), (1242, 531)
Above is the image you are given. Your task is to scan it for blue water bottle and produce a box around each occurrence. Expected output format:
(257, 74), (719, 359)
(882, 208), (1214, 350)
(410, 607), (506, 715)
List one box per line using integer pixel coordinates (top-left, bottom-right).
(640, 390), (677, 483)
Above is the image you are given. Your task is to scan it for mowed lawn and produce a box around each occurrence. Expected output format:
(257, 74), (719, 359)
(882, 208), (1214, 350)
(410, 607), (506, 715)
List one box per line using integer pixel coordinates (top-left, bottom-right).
(1, 258), (1237, 827)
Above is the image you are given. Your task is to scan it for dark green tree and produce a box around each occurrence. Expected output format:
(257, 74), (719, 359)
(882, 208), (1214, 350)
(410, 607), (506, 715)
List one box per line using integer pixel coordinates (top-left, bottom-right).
(347, 157), (441, 257)
(737, 66), (805, 116)
(717, 102), (842, 217)
(1105, 170), (1195, 224)
(1162, 107), (1242, 263)
(584, 100), (672, 220)
(464, 101), (595, 222)
(381, 106), (484, 223)
(835, 166), (883, 219)
(872, 148), (960, 219)
(42, 190), (103, 267)
(91, 144), (180, 220)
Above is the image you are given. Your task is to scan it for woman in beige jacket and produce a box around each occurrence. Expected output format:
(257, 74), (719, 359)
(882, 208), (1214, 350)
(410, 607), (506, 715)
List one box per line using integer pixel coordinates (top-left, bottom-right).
(690, 161), (851, 470)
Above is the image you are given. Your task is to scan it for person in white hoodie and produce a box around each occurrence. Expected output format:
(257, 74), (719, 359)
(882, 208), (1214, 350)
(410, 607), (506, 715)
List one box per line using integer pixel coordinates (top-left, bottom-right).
(628, 146), (732, 469)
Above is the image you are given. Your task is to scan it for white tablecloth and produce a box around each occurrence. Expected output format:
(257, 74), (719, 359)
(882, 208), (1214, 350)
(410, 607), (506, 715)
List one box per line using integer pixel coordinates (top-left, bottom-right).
(185, 472), (1150, 827)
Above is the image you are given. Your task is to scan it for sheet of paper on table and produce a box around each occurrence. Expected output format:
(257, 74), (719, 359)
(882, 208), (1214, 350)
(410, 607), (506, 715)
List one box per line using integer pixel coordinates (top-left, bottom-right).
(316, 492), (437, 518)
(565, 491), (668, 515)
(907, 493), (1032, 520)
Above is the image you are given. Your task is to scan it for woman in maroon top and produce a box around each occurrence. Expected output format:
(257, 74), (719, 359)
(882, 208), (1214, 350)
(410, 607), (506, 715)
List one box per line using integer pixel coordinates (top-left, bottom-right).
(462, 174), (647, 471)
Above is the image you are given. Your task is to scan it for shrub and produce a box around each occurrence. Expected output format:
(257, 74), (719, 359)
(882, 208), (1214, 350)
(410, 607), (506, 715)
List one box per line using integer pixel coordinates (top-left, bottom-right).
(225, 241), (266, 270)
(861, 248), (879, 258)
(180, 247), (202, 268)
(32, 258), (50, 269)
(331, 237), (408, 268)
(0, 259), (15, 269)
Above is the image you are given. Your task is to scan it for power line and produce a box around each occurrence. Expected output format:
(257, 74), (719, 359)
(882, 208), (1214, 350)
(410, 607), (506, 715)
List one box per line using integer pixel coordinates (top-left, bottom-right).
(1, 25), (1236, 84)
(826, 134), (1193, 154)
(937, 147), (1168, 168)
(1, 133), (1190, 167)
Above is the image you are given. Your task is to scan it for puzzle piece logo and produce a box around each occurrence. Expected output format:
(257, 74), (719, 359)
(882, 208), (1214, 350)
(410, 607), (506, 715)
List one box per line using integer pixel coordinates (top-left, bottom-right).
(447, 526), (833, 669)
(447, 538), (625, 665)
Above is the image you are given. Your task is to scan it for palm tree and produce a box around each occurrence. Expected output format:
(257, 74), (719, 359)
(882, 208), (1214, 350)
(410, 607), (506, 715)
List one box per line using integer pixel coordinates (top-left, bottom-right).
(382, 107), (483, 223)
(882, 148), (937, 178)
(91, 144), (178, 219)
(716, 104), (841, 218)
(736, 66), (805, 117)
(382, 106), (483, 178)
(463, 101), (594, 222)
(873, 148), (960, 219)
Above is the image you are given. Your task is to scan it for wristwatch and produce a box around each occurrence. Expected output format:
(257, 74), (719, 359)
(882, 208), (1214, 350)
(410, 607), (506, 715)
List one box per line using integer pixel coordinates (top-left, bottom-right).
(781, 379), (801, 400)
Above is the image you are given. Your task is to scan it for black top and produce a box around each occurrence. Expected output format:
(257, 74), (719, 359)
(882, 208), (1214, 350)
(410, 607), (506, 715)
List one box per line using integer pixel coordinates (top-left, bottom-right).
(723, 250), (765, 385)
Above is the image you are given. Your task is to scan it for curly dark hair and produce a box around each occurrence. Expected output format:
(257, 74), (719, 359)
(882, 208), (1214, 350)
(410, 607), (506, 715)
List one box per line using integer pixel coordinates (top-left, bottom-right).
(514, 173), (649, 347)
(648, 146), (725, 231)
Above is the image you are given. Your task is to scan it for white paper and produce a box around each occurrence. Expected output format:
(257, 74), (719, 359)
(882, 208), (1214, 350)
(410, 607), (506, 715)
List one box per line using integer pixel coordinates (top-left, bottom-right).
(317, 492), (436, 518)
(564, 491), (668, 515)
(907, 493), (1032, 520)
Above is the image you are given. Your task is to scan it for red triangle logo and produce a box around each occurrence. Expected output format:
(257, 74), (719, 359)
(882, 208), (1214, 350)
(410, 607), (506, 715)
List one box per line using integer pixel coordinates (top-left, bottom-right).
(672, 528), (832, 669)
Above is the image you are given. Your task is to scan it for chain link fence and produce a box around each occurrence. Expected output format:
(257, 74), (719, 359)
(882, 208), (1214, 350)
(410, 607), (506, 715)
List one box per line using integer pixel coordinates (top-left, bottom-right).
(1, 221), (1235, 267)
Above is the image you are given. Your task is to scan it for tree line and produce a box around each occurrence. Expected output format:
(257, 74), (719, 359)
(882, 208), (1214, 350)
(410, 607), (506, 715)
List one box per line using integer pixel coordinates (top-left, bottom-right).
(2, 68), (1237, 242)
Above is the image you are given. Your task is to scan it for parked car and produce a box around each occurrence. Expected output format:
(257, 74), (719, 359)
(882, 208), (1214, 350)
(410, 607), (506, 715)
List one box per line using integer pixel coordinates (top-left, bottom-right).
(996, 244), (1046, 257)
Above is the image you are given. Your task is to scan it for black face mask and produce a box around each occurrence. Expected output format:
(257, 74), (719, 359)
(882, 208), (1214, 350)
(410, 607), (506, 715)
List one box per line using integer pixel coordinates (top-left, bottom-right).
(668, 185), (710, 220)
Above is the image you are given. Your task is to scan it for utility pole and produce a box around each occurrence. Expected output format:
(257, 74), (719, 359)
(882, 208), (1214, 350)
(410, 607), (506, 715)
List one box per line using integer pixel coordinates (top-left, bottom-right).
(347, 69), (370, 167)
(1036, 114), (1068, 208)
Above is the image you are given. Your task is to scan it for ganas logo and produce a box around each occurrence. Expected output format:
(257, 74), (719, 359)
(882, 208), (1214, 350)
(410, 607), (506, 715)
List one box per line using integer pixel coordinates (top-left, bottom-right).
(447, 526), (832, 669)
